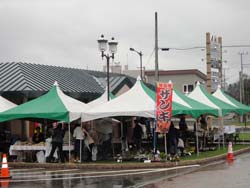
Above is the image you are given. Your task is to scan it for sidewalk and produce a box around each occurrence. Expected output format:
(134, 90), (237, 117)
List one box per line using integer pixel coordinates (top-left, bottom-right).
(8, 147), (250, 170)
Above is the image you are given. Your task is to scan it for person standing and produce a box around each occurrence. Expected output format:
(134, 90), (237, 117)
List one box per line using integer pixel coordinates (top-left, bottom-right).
(167, 122), (179, 159)
(47, 123), (65, 163)
(133, 119), (143, 152)
(73, 124), (85, 162)
(179, 115), (188, 147)
(88, 127), (98, 161)
(83, 128), (94, 162)
(99, 132), (111, 160)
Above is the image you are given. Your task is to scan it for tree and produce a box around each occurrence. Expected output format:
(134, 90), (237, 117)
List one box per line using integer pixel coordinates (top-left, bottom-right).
(227, 74), (250, 105)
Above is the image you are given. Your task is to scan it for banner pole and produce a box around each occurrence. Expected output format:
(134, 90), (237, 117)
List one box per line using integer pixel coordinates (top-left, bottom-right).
(164, 134), (167, 160)
(153, 119), (157, 154)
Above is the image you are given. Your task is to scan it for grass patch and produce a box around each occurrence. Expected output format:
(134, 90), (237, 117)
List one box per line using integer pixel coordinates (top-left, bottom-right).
(181, 144), (250, 161)
(238, 133), (250, 140)
(86, 145), (250, 164)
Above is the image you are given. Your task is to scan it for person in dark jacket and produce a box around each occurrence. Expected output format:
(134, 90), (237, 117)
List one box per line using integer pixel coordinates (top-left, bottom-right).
(47, 123), (65, 163)
(167, 122), (179, 158)
(133, 119), (143, 151)
(178, 115), (188, 147)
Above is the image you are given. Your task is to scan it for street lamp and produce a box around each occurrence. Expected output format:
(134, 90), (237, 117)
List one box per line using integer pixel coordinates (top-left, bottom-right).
(97, 34), (118, 101)
(129, 47), (143, 80)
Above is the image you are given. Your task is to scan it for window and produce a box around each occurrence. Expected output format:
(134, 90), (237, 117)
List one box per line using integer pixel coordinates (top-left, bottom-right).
(183, 84), (194, 93)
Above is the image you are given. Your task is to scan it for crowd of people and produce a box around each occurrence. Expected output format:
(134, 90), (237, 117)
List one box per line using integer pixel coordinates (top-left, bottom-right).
(165, 115), (210, 160)
(28, 122), (109, 163)
(23, 114), (211, 163)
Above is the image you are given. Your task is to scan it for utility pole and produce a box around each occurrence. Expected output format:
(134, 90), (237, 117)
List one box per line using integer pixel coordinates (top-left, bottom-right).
(222, 66), (229, 89)
(206, 32), (212, 93)
(238, 52), (248, 104)
(238, 52), (249, 123)
(154, 12), (159, 156)
(218, 37), (223, 87)
(155, 12), (159, 82)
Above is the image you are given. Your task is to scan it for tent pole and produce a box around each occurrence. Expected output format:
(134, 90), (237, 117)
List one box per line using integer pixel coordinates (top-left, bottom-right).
(80, 139), (82, 162)
(222, 117), (225, 148)
(80, 120), (83, 163)
(68, 122), (71, 163)
(121, 118), (124, 157)
(195, 121), (199, 157)
(218, 116), (224, 149)
(153, 119), (157, 155)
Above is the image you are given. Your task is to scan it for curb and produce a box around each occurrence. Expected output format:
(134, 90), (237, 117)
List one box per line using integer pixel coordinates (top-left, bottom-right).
(8, 147), (250, 170)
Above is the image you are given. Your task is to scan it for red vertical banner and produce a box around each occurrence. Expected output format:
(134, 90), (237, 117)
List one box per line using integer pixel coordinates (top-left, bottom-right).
(156, 82), (173, 133)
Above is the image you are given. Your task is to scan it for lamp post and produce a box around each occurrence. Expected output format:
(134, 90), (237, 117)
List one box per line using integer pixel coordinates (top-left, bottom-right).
(97, 34), (118, 101)
(129, 47), (143, 80)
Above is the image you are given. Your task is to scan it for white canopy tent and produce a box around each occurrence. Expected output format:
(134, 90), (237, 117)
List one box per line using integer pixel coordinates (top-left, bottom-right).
(213, 85), (250, 115)
(82, 77), (156, 121)
(188, 82), (238, 150)
(188, 82), (237, 117)
(0, 96), (17, 112)
(82, 77), (200, 122)
(87, 87), (115, 108)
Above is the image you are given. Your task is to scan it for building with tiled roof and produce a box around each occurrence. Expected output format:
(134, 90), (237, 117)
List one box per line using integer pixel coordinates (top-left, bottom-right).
(145, 69), (207, 94)
(0, 62), (135, 104)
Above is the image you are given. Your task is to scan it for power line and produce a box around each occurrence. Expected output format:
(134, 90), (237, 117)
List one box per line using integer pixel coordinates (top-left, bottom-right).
(144, 48), (155, 67)
(160, 44), (250, 51)
(223, 45), (250, 48)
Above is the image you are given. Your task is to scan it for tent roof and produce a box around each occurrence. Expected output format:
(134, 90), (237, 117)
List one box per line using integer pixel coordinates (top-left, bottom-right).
(82, 78), (206, 122)
(0, 96), (17, 112)
(0, 82), (89, 123)
(87, 87), (116, 108)
(213, 86), (250, 115)
(173, 89), (218, 117)
(188, 82), (238, 116)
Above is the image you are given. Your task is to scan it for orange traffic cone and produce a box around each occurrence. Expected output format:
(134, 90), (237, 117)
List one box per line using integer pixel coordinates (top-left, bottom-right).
(227, 142), (234, 161)
(0, 154), (11, 179)
(1, 179), (9, 188)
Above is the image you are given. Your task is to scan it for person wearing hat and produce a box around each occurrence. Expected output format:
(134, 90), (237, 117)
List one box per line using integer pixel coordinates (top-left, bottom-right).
(32, 127), (45, 144)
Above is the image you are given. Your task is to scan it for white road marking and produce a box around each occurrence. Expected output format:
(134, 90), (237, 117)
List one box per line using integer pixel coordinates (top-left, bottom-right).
(10, 168), (45, 172)
(12, 169), (80, 175)
(12, 168), (154, 178)
(3, 164), (200, 183)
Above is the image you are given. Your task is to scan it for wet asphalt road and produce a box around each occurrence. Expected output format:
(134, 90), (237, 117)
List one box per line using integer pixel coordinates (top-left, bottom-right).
(146, 152), (250, 188)
(1, 153), (250, 188)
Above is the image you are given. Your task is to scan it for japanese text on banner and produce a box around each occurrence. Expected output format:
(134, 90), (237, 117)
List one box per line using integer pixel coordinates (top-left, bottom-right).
(156, 82), (173, 133)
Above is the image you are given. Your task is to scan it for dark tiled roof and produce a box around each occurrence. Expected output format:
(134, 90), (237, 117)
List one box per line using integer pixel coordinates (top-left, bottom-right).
(0, 62), (103, 95)
(96, 76), (134, 94)
(86, 70), (121, 78)
(86, 70), (136, 94)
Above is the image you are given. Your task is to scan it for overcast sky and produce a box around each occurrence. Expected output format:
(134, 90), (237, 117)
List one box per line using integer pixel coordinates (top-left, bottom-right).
(1, 0), (250, 83)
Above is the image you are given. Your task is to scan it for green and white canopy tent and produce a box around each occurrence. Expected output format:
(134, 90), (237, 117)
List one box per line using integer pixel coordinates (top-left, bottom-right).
(87, 87), (118, 135)
(87, 87), (116, 108)
(212, 85), (250, 115)
(0, 96), (17, 112)
(188, 82), (238, 117)
(0, 81), (90, 123)
(0, 82), (90, 162)
(82, 77), (215, 122)
(187, 82), (239, 152)
(173, 89), (219, 118)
